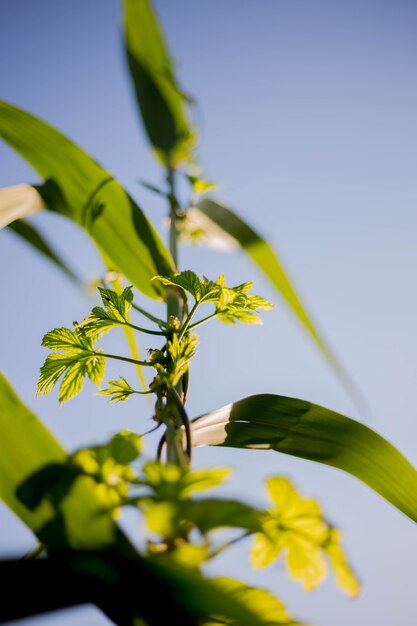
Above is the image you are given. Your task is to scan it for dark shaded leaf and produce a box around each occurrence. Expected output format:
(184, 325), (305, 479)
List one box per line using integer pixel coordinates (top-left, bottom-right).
(0, 551), (270, 626)
(123, 0), (195, 165)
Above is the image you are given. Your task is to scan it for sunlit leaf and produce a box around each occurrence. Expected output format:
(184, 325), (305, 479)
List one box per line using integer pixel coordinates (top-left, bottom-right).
(0, 101), (174, 299)
(206, 577), (300, 626)
(80, 285), (134, 336)
(142, 462), (231, 500)
(191, 394), (417, 524)
(154, 270), (220, 303)
(154, 270), (273, 324)
(123, 0), (195, 165)
(251, 477), (358, 595)
(37, 327), (105, 403)
(0, 373), (117, 549)
(96, 377), (137, 403)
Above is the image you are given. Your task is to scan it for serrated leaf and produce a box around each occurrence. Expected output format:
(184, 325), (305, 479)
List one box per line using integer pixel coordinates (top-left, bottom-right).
(0, 101), (174, 299)
(123, 0), (196, 165)
(250, 477), (359, 595)
(80, 286), (134, 336)
(166, 333), (199, 386)
(97, 377), (137, 403)
(191, 394), (417, 525)
(154, 270), (220, 303)
(38, 327), (105, 404)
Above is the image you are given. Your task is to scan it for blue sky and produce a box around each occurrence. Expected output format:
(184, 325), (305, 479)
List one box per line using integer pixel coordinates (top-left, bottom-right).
(1, 1), (417, 624)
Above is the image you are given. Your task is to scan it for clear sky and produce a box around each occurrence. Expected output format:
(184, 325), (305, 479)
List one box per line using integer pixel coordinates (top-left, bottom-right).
(1, 1), (417, 624)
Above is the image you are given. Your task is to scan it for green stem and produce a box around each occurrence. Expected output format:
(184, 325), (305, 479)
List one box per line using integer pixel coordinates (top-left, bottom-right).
(167, 167), (178, 269)
(99, 352), (153, 367)
(123, 320), (166, 336)
(164, 166), (187, 466)
(178, 302), (199, 341)
(208, 531), (252, 560)
(131, 302), (166, 327)
(189, 312), (218, 330)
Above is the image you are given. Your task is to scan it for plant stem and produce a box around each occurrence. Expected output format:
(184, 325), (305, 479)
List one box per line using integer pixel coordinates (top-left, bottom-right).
(178, 302), (199, 341)
(164, 165), (188, 466)
(208, 531), (252, 560)
(189, 312), (218, 330)
(123, 320), (166, 336)
(99, 352), (153, 367)
(131, 302), (166, 327)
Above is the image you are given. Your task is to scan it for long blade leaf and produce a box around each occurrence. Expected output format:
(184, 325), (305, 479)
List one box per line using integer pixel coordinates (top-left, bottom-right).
(192, 393), (417, 523)
(196, 199), (363, 406)
(0, 101), (174, 299)
(0, 372), (117, 549)
(6, 219), (81, 285)
(123, 0), (195, 165)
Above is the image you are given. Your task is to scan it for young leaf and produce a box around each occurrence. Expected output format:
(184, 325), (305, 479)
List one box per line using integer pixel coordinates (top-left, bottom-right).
(191, 394), (417, 525)
(97, 377), (137, 403)
(37, 327), (105, 404)
(80, 286), (134, 336)
(0, 101), (174, 299)
(142, 462), (231, 500)
(123, 0), (196, 165)
(186, 175), (218, 196)
(154, 271), (273, 325)
(154, 270), (220, 303)
(166, 333), (199, 387)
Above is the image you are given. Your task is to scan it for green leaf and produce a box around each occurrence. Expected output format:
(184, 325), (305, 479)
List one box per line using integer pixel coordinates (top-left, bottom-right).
(0, 101), (174, 299)
(142, 462), (231, 500)
(80, 285), (134, 336)
(154, 270), (220, 303)
(177, 498), (263, 534)
(186, 175), (218, 195)
(97, 377), (138, 403)
(123, 0), (195, 165)
(154, 270), (273, 324)
(6, 219), (81, 285)
(0, 551), (273, 626)
(195, 200), (361, 402)
(206, 577), (300, 626)
(250, 476), (360, 596)
(0, 373), (118, 549)
(38, 327), (105, 403)
(191, 394), (417, 524)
